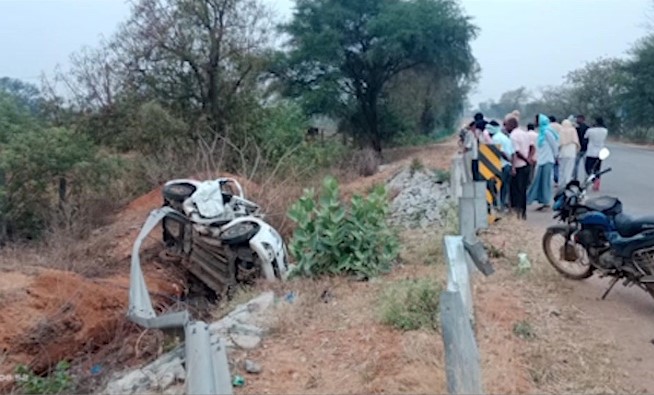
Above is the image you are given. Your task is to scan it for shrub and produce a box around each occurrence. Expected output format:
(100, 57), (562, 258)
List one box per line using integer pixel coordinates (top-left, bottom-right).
(379, 278), (441, 331)
(1, 127), (122, 239)
(409, 158), (424, 176)
(351, 148), (380, 177)
(15, 361), (74, 394)
(433, 168), (450, 183)
(287, 176), (399, 279)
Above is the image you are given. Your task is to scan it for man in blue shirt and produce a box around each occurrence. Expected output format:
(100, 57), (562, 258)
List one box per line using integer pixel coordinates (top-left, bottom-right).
(488, 120), (514, 211)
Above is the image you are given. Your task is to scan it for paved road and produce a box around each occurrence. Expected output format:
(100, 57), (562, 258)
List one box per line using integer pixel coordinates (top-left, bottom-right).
(526, 142), (654, 392)
(528, 142), (654, 226)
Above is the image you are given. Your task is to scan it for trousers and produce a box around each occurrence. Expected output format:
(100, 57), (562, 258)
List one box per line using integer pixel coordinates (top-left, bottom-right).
(500, 164), (511, 208)
(510, 165), (531, 220)
(573, 151), (586, 180)
(558, 156), (575, 188)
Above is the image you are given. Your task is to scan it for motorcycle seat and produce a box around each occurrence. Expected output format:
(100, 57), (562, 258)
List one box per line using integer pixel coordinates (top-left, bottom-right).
(615, 213), (654, 238)
(582, 196), (622, 216)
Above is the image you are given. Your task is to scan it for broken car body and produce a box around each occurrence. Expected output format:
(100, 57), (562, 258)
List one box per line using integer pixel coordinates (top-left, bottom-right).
(131, 177), (290, 299)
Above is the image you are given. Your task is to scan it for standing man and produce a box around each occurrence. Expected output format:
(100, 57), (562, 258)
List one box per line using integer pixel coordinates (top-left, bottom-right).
(585, 117), (609, 191)
(463, 121), (479, 182)
(489, 120), (514, 211)
(474, 112), (488, 132)
(507, 117), (531, 220)
(574, 114), (589, 180)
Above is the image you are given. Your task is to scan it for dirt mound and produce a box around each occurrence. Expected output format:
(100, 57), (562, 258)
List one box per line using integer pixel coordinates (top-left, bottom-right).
(0, 267), (182, 379)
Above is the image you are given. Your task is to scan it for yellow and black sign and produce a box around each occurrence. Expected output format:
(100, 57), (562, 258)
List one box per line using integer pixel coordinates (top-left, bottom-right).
(478, 144), (503, 224)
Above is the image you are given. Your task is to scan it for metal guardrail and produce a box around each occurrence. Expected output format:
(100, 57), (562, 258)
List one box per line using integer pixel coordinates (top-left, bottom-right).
(129, 208), (233, 395)
(440, 155), (495, 394)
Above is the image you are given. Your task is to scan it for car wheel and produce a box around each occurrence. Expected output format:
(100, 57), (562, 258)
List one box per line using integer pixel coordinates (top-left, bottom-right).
(163, 182), (197, 203)
(220, 222), (259, 245)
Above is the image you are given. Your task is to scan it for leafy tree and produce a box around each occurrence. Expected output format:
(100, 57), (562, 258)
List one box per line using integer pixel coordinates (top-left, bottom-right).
(386, 67), (474, 136)
(278, 0), (478, 153)
(113, 0), (274, 135)
(622, 35), (654, 129)
(0, 91), (39, 144)
(0, 77), (43, 115)
(564, 58), (625, 129)
(477, 87), (530, 121)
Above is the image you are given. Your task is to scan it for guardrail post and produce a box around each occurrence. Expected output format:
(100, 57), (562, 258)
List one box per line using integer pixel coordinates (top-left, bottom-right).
(450, 155), (465, 200)
(440, 291), (484, 395)
(443, 235), (474, 324)
(473, 181), (488, 230)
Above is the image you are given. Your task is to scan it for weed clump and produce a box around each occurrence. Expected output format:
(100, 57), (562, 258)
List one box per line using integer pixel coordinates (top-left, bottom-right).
(379, 278), (441, 331)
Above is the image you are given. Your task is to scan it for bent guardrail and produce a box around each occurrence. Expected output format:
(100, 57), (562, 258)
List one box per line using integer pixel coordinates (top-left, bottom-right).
(129, 208), (233, 395)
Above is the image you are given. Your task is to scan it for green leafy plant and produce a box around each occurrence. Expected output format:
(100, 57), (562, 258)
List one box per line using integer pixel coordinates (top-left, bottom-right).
(379, 278), (441, 331)
(287, 176), (399, 279)
(15, 361), (73, 394)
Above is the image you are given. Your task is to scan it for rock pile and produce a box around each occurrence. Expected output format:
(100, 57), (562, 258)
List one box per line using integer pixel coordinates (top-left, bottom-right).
(387, 167), (451, 229)
(103, 292), (277, 395)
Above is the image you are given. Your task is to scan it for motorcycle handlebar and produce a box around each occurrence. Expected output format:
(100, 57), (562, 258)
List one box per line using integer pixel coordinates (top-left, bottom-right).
(596, 167), (612, 177)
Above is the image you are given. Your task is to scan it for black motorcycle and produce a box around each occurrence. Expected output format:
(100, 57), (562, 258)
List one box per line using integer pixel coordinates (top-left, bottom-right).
(543, 148), (654, 300)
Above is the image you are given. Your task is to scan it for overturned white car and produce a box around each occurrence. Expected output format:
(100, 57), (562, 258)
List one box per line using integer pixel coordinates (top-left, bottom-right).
(133, 177), (290, 298)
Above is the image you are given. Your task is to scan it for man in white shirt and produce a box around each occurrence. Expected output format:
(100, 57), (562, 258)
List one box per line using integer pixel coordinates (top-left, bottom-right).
(507, 117), (532, 220)
(488, 121), (514, 210)
(463, 121), (479, 182)
(584, 117), (609, 191)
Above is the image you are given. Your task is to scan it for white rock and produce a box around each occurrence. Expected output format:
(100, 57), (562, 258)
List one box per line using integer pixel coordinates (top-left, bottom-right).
(232, 322), (265, 337)
(153, 357), (185, 390)
(163, 384), (185, 395)
(105, 369), (150, 395)
(244, 359), (263, 374)
(387, 168), (450, 229)
(247, 291), (275, 313)
(232, 334), (262, 349)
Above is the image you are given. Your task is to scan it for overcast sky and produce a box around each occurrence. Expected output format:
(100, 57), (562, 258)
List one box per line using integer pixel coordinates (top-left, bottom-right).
(0, 0), (650, 105)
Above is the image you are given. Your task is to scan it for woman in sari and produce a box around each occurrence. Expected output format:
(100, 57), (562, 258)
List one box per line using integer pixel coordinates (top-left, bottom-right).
(527, 114), (559, 210)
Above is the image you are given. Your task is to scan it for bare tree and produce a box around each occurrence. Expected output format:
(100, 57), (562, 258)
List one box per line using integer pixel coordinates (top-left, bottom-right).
(115, 0), (275, 135)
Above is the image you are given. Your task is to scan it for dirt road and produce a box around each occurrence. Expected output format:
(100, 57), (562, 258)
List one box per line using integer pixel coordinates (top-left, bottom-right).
(526, 142), (654, 393)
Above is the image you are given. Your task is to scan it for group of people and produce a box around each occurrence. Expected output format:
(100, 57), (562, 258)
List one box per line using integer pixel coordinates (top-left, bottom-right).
(459, 111), (608, 220)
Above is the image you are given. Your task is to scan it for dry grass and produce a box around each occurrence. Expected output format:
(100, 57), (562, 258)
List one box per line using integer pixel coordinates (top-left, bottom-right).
(478, 217), (634, 394)
(349, 148), (381, 177)
(232, 227), (449, 395)
(0, 139), (462, 395)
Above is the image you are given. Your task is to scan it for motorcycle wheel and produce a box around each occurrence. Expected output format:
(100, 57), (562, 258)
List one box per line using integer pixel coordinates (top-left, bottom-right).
(543, 226), (594, 280)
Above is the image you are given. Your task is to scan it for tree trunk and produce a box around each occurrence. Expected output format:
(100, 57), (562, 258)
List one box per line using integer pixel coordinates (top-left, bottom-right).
(364, 89), (382, 154)
(58, 177), (67, 208)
